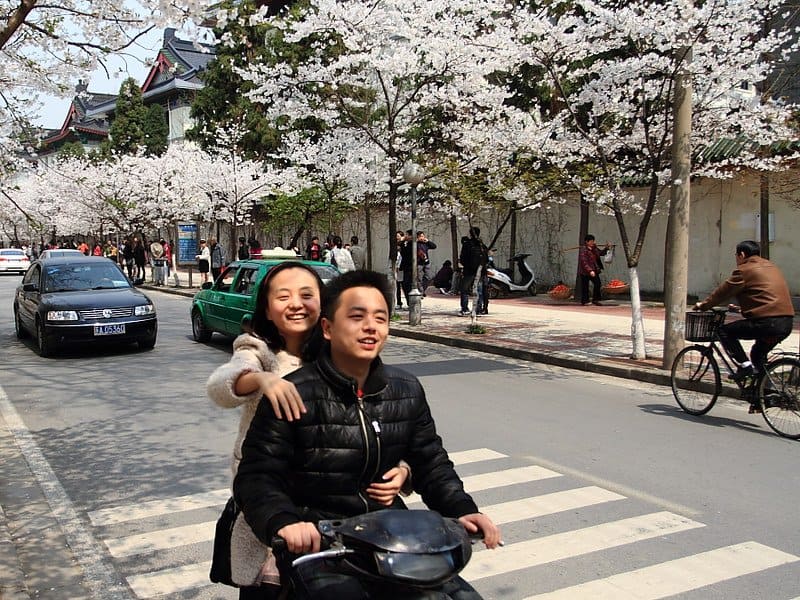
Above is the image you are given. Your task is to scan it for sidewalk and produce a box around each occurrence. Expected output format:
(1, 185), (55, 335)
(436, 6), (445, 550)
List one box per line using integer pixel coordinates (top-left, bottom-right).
(148, 270), (800, 389)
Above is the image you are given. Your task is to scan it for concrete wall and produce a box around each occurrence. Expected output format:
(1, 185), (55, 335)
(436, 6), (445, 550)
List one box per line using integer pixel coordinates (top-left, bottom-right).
(337, 170), (799, 297)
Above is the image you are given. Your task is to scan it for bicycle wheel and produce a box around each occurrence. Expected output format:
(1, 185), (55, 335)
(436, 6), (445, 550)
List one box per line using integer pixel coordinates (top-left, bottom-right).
(758, 357), (800, 439)
(671, 346), (721, 415)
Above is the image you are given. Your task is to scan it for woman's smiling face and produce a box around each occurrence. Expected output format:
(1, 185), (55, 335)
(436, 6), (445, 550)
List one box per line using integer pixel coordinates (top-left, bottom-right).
(266, 267), (322, 342)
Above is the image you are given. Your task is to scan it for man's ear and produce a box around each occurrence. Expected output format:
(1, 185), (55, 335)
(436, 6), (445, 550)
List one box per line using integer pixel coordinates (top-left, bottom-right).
(321, 317), (332, 341)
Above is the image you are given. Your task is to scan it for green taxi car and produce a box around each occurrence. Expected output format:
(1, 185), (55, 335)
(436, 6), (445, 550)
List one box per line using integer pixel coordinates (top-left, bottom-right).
(190, 251), (339, 342)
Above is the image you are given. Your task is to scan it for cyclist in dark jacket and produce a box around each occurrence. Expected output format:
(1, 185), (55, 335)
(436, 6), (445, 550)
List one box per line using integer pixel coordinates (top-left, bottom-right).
(695, 240), (794, 381)
(235, 270), (499, 597)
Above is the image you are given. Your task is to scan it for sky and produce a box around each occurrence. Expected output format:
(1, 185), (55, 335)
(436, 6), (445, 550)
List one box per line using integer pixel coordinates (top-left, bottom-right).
(34, 28), (177, 130)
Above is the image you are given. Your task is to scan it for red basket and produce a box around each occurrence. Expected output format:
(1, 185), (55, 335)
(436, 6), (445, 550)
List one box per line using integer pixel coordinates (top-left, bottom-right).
(548, 288), (571, 300)
(602, 284), (629, 295)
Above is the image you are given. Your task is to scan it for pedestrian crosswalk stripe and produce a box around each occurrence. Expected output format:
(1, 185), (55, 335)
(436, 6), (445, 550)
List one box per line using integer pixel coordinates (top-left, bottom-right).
(88, 448), (506, 527)
(404, 465), (562, 506)
(461, 511), (704, 581)
(88, 489), (230, 527)
(126, 561), (212, 598)
(448, 448), (508, 465)
(479, 486), (625, 525)
(524, 541), (799, 599)
(106, 465), (562, 558)
(105, 521), (216, 558)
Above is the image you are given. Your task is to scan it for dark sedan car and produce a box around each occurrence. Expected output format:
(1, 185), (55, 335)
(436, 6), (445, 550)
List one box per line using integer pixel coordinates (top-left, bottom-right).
(13, 256), (157, 357)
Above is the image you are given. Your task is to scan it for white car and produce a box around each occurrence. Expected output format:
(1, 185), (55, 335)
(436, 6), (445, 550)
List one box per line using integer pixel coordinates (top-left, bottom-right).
(0, 248), (30, 274)
(38, 248), (84, 260)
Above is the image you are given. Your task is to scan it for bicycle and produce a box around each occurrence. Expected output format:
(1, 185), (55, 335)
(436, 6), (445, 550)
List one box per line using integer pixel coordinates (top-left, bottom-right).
(670, 308), (800, 439)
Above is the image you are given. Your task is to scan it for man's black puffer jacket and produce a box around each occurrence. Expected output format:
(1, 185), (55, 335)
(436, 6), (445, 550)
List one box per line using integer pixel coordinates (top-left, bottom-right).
(234, 348), (479, 545)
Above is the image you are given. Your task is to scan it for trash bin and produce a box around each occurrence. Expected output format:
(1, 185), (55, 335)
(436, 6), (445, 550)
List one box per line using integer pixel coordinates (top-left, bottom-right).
(152, 258), (167, 286)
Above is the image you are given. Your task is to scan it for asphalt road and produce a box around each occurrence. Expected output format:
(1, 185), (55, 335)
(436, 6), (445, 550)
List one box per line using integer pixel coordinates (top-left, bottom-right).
(1, 275), (798, 599)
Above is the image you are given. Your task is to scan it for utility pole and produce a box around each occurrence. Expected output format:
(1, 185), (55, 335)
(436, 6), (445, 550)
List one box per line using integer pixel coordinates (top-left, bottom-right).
(663, 46), (693, 369)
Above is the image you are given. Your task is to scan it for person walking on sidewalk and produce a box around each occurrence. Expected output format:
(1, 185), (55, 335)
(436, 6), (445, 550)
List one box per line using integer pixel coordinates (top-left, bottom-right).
(416, 231), (436, 294)
(394, 231), (406, 309)
(197, 239), (211, 284)
(238, 237), (250, 261)
(458, 227), (487, 316)
(578, 234), (611, 306)
(133, 237), (147, 283)
(694, 240), (794, 388)
(349, 235), (366, 270)
(210, 237), (226, 281)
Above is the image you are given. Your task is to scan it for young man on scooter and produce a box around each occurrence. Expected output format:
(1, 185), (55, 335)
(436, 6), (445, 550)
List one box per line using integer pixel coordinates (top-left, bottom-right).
(235, 270), (501, 599)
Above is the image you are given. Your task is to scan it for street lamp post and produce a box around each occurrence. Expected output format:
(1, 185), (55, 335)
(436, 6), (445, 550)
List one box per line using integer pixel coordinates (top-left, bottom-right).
(403, 161), (425, 326)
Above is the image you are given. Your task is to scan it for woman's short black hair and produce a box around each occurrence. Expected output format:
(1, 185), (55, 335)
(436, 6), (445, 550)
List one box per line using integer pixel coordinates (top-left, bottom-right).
(322, 270), (393, 321)
(246, 261), (325, 361)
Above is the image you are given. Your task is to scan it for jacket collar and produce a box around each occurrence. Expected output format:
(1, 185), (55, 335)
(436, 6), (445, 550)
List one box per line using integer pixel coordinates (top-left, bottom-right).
(315, 345), (388, 400)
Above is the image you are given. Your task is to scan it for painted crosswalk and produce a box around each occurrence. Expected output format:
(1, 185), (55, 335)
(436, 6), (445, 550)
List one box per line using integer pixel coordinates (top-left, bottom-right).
(87, 447), (799, 599)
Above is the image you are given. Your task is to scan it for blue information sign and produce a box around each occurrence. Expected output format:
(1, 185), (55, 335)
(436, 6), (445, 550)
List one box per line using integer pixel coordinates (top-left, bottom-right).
(177, 222), (199, 266)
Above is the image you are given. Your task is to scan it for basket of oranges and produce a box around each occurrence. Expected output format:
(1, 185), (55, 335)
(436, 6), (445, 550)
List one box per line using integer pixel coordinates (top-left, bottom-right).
(548, 283), (572, 300)
(602, 279), (629, 295)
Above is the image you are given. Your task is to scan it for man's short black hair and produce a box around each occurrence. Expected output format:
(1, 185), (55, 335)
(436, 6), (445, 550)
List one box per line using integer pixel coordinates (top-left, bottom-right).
(323, 270), (393, 321)
(406, 229), (413, 236)
(736, 240), (761, 258)
(584, 234), (595, 242)
(469, 227), (480, 239)
(350, 236), (358, 245)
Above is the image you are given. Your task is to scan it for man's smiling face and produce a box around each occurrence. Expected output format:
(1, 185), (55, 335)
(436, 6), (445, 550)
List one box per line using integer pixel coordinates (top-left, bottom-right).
(322, 286), (389, 369)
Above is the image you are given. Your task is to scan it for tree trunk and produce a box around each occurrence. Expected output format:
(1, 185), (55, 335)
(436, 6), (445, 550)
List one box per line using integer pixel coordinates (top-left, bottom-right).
(629, 267), (647, 359)
(387, 180), (399, 311)
(760, 174), (770, 259)
(663, 45), (692, 369)
(365, 200), (372, 270)
(574, 194), (589, 302)
(450, 213), (459, 266)
(509, 207), (517, 261)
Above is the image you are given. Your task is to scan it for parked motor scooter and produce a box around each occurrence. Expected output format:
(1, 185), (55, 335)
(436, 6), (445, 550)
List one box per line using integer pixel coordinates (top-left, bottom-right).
(487, 253), (537, 298)
(271, 509), (479, 599)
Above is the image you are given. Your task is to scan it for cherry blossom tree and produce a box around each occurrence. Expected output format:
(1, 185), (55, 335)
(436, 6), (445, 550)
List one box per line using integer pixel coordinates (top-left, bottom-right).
(509, 0), (800, 358)
(0, 0), (217, 234)
(237, 0), (534, 271)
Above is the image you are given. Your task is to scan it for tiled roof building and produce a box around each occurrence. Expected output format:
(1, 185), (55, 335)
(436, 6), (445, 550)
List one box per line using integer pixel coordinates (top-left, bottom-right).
(39, 28), (216, 160)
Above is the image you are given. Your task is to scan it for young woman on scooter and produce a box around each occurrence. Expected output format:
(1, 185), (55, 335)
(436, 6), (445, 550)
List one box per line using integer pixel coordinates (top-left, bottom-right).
(208, 263), (410, 599)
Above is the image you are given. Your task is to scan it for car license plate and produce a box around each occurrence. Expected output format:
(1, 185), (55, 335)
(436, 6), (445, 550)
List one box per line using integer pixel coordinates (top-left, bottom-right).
(94, 324), (125, 336)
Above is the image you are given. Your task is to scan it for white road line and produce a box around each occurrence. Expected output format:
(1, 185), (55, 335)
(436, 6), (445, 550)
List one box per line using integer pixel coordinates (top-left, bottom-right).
(106, 485), (622, 559)
(481, 486), (625, 525)
(105, 521), (216, 558)
(89, 489), (230, 526)
(524, 541), (799, 599)
(462, 511), (704, 581)
(89, 448), (506, 527)
(405, 464), (562, 505)
(0, 385), (134, 600)
(448, 448), (508, 465)
(126, 561), (212, 598)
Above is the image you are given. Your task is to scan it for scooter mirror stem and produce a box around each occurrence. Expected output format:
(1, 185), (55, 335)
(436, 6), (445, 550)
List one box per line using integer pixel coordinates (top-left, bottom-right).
(292, 547), (351, 567)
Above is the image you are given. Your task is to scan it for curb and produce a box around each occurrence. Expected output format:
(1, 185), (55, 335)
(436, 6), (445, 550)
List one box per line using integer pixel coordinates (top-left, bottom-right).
(389, 326), (673, 388)
(144, 283), (675, 388)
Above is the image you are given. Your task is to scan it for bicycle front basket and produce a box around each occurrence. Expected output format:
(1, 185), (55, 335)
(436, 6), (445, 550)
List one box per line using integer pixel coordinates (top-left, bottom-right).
(685, 311), (721, 342)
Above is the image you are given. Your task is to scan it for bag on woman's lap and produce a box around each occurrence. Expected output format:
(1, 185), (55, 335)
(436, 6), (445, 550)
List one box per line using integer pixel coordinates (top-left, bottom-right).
(209, 497), (239, 587)
(209, 496), (279, 587)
